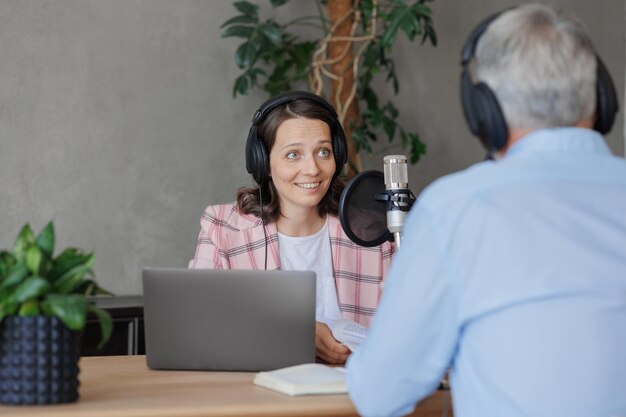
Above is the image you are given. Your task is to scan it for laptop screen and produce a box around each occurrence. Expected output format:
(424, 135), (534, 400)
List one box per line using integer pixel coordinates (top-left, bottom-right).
(142, 268), (316, 371)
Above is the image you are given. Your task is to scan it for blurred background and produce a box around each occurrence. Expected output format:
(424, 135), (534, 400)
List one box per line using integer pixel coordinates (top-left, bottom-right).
(1, 0), (623, 295)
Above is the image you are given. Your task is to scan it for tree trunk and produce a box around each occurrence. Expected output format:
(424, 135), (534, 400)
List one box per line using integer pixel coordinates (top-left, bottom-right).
(327, 0), (363, 177)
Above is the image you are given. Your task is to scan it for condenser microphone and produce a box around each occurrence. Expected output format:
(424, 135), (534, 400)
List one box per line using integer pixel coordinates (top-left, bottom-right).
(381, 155), (415, 249)
(337, 156), (415, 248)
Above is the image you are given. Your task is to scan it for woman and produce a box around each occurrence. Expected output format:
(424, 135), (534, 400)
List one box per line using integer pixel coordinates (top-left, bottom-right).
(189, 91), (395, 364)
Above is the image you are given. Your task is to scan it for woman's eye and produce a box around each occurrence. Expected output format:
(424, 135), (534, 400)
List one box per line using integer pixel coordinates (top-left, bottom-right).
(286, 151), (298, 160)
(318, 148), (331, 158)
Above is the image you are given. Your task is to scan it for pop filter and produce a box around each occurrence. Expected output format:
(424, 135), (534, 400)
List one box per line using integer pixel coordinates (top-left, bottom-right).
(338, 170), (393, 247)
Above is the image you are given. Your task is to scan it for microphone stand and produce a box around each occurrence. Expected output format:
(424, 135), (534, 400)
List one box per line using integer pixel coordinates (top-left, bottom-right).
(376, 191), (416, 251)
(393, 231), (402, 250)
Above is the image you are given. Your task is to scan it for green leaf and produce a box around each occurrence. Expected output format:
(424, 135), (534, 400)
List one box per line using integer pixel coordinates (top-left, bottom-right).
(261, 41), (314, 95)
(270, 0), (289, 6)
(233, 74), (250, 97)
(34, 222), (55, 258)
(381, 8), (405, 48)
(247, 67), (266, 85)
(401, 14), (419, 40)
(359, 0), (374, 25)
(74, 279), (114, 297)
(42, 294), (87, 331)
(412, 3), (432, 17)
(362, 85), (379, 110)
(235, 41), (259, 68)
(265, 81), (290, 97)
(9, 276), (51, 304)
(0, 303), (18, 322)
(49, 249), (94, 282)
(384, 101), (399, 118)
(361, 42), (380, 72)
(25, 245), (42, 275)
(289, 41), (315, 69)
(221, 25), (255, 39)
(1, 262), (29, 290)
(259, 22), (283, 45)
(53, 264), (94, 294)
(13, 224), (35, 261)
(383, 117), (397, 142)
(220, 15), (258, 28)
(365, 107), (384, 128)
(87, 304), (113, 349)
(350, 126), (372, 152)
(0, 251), (16, 280)
(40, 301), (53, 316)
(381, 3), (432, 46)
(385, 66), (399, 94)
(408, 132), (427, 164)
(233, 1), (259, 19)
(423, 24), (437, 46)
(18, 300), (40, 316)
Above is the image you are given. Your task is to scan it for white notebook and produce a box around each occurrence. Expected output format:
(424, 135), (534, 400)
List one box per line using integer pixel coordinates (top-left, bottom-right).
(253, 363), (347, 396)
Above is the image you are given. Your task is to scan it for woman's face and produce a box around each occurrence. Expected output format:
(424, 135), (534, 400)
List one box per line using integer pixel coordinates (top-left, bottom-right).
(269, 117), (335, 217)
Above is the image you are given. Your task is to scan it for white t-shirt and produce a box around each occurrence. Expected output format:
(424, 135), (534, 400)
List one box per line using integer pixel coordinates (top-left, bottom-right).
(278, 217), (343, 326)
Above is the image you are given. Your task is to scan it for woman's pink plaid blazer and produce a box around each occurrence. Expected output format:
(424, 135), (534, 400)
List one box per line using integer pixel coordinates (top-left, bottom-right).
(189, 203), (395, 327)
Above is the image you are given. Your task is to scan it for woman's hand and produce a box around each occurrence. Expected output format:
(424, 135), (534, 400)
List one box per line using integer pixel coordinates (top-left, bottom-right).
(315, 321), (350, 364)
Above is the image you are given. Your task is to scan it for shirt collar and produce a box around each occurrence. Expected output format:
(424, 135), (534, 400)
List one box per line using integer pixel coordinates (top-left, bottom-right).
(504, 127), (611, 159)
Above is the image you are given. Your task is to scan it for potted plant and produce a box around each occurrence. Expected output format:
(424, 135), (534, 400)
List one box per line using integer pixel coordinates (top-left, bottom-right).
(0, 222), (112, 405)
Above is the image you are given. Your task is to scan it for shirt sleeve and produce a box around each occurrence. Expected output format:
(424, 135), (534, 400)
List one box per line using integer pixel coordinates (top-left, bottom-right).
(188, 206), (228, 269)
(346, 204), (460, 417)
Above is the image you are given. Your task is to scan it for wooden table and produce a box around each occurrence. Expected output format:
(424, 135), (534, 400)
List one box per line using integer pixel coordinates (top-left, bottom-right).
(0, 356), (452, 416)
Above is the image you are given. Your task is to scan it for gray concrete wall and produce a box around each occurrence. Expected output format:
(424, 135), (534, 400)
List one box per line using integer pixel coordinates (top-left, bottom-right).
(1, 1), (623, 295)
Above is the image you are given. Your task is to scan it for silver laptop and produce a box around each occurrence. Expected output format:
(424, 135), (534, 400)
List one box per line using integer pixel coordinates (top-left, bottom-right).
(142, 268), (316, 372)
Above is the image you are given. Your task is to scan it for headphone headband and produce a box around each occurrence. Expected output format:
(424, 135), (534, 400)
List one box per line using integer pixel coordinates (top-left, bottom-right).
(460, 10), (504, 66)
(252, 91), (339, 126)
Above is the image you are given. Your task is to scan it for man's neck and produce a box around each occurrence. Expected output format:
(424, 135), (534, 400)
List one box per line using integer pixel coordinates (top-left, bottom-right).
(498, 119), (594, 157)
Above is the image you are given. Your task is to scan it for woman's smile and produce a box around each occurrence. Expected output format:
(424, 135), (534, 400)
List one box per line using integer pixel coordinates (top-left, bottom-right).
(296, 182), (321, 190)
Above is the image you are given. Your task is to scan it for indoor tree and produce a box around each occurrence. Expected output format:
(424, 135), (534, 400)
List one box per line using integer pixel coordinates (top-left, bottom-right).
(221, 0), (437, 175)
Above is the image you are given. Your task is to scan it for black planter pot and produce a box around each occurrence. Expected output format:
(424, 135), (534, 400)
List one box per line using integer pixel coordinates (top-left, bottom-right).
(0, 315), (81, 405)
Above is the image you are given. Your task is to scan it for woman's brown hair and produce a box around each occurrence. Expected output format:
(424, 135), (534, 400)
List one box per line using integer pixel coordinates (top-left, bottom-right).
(236, 99), (345, 223)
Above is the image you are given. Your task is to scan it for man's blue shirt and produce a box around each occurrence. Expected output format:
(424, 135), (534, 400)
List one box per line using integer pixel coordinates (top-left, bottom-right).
(347, 128), (626, 417)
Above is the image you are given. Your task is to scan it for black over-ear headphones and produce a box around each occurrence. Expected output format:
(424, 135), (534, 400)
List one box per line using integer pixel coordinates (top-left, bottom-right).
(245, 91), (348, 188)
(460, 9), (619, 152)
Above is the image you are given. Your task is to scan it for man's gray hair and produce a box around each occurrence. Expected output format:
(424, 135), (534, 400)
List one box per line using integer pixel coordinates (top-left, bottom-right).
(474, 4), (597, 130)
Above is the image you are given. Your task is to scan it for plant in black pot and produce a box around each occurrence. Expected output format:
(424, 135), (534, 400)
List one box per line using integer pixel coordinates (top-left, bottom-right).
(0, 222), (112, 405)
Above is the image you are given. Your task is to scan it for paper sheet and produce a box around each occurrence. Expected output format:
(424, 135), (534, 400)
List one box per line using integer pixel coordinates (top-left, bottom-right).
(331, 319), (368, 352)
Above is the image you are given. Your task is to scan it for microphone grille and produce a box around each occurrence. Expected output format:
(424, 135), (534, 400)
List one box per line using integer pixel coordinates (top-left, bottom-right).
(383, 155), (408, 189)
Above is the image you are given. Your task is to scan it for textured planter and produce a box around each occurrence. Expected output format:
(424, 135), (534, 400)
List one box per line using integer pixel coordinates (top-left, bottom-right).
(0, 315), (81, 405)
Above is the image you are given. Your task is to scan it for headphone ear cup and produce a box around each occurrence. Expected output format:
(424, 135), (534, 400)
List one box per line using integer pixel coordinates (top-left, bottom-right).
(472, 82), (509, 151)
(594, 57), (619, 135)
(460, 70), (482, 138)
(245, 126), (269, 187)
(332, 122), (348, 177)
